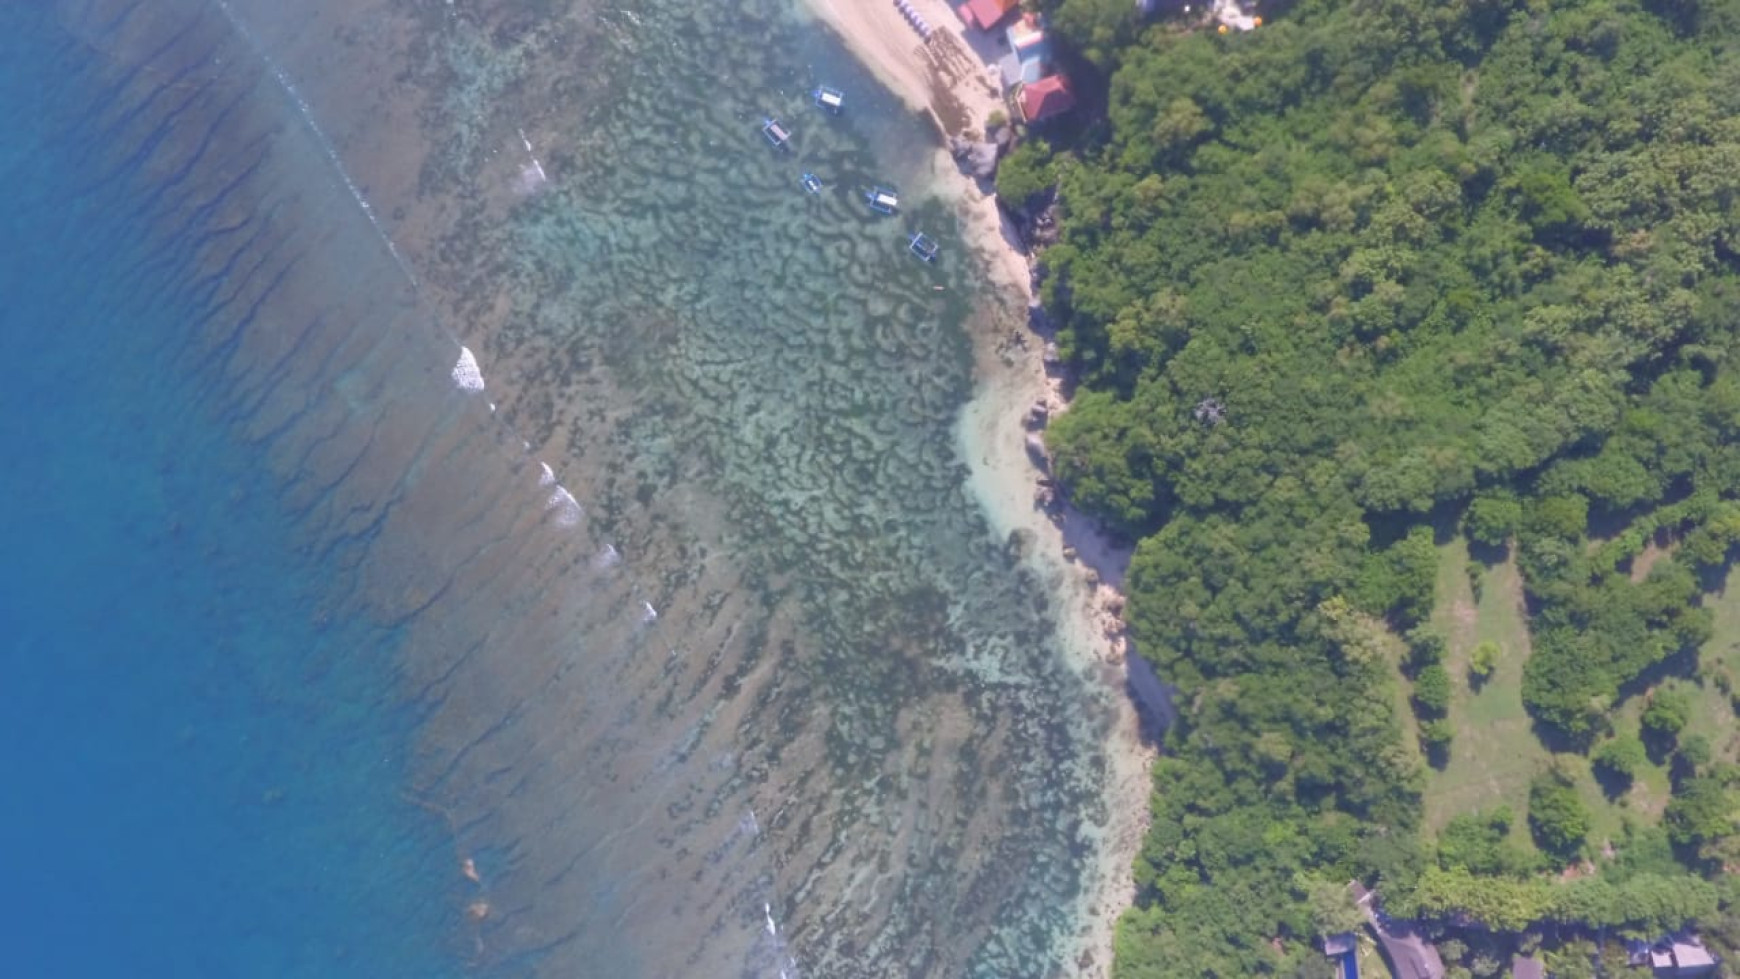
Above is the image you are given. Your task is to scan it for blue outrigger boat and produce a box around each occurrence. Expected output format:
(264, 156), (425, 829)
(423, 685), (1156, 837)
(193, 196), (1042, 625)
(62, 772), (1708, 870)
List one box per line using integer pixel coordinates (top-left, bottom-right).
(812, 85), (845, 114)
(762, 117), (791, 149)
(864, 185), (899, 215)
(908, 232), (940, 262)
(802, 172), (824, 194)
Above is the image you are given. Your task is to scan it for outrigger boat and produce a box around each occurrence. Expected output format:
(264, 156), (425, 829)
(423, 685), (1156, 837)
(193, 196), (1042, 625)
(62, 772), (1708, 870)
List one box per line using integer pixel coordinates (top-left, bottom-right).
(908, 231), (939, 262)
(761, 117), (791, 149)
(801, 172), (824, 194)
(812, 85), (845, 114)
(864, 185), (899, 215)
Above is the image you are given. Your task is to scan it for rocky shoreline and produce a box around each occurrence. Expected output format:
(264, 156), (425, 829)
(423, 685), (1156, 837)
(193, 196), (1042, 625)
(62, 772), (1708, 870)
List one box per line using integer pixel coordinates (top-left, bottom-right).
(794, 0), (1166, 971)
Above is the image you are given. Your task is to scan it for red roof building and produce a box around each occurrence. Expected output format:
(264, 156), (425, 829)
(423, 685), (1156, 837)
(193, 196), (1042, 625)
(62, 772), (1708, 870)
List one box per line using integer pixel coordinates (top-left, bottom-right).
(956, 0), (1020, 31)
(1018, 74), (1076, 123)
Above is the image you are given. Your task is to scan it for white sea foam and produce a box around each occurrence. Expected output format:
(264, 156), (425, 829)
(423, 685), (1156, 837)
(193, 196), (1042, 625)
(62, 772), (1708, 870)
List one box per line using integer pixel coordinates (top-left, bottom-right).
(545, 485), (582, 526)
(593, 544), (622, 570)
(641, 600), (658, 623)
(515, 129), (550, 195)
(764, 903), (777, 937)
(451, 346), (485, 392)
(538, 462), (557, 487)
(516, 161), (549, 196)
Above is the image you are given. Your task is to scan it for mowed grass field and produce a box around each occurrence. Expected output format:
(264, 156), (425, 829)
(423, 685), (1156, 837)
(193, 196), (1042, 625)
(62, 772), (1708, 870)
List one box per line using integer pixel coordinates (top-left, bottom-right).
(1421, 540), (1740, 854)
(1686, 564), (1740, 763)
(1422, 539), (1549, 843)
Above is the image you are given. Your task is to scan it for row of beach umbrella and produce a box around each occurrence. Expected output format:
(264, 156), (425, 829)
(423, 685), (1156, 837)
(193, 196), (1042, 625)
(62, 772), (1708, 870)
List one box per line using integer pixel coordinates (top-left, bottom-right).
(893, 0), (934, 39)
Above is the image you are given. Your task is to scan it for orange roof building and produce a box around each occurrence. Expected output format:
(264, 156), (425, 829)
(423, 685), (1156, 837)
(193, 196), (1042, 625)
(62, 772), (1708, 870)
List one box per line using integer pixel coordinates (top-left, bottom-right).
(956, 0), (1020, 31)
(1018, 74), (1076, 123)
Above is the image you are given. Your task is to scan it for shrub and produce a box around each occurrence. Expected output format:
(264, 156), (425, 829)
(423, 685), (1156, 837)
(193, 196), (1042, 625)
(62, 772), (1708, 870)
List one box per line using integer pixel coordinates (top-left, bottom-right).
(1528, 770), (1591, 858)
(1665, 776), (1735, 848)
(1676, 733), (1713, 772)
(1642, 688), (1692, 742)
(1467, 492), (1522, 547)
(1593, 735), (1646, 780)
(1408, 625), (1447, 669)
(1415, 663), (1452, 717)
(1470, 640), (1500, 680)
(1421, 718), (1455, 748)
(994, 139), (1055, 206)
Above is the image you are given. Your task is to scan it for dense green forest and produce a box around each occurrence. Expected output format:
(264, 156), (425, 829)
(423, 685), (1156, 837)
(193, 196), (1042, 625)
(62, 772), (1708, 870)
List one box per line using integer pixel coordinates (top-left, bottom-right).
(1017, 0), (1740, 974)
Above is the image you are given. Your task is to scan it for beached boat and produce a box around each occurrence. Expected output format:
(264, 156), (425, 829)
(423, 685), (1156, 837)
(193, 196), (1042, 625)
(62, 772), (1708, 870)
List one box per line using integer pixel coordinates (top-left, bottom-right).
(802, 172), (824, 194)
(908, 232), (939, 262)
(762, 118), (790, 149)
(812, 86), (845, 114)
(864, 185), (899, 215)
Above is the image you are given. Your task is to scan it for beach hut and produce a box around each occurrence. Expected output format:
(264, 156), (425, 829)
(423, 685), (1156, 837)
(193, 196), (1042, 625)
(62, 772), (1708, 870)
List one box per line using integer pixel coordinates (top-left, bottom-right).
(998, 12), (1055, 87)
(864, 185), (899, 215)
(956, 0), (1020, 31)
(1017, 74), (1076, 124)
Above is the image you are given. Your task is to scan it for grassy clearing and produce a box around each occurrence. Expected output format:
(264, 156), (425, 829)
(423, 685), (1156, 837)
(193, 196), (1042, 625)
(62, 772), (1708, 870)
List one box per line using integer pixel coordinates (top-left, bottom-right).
(1595, 560), (1740, 829)
(1420, 539), (1721, 853)
(1423, 539), (1549, 839)
(1602, 699), (1675, 825)
(1684, 564), (1740, 764)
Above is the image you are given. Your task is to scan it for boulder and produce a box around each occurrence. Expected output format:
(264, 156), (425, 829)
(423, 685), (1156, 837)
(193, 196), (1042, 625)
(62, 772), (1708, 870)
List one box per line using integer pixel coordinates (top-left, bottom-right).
(1024, 400), (1050, 429)
(1024, 432), (1050, 471)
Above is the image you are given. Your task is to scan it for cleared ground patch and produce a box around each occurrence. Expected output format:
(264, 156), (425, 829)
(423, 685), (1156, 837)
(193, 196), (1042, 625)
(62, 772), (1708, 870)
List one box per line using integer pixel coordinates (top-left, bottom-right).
(1423, 540), (1548, 843)
(1678, 563), (1740, 765)
(1421, 539), (1708, 854)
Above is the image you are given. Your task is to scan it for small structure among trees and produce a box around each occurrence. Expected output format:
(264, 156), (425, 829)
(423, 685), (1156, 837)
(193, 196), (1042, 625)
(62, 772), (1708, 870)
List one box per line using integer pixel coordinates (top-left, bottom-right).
(1649, 937), (1717, 977)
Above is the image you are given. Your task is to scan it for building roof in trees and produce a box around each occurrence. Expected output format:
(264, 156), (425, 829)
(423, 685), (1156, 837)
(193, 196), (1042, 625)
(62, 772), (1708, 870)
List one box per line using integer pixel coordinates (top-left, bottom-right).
(955, 0), (1018, 31)
(1018, 74), (1074, 124)
(1007, 13), (1050, 61)
(1376, 931), (1446, 979)
(1658, 937), (1717, 976)
(1511, 956), (1544, 979)
(1351, 883), (1445, 979)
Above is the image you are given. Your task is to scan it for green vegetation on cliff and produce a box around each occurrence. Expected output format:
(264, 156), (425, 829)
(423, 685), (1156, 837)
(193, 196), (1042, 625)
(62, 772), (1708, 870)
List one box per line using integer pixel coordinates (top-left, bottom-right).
(1028, 0), (1740, 973)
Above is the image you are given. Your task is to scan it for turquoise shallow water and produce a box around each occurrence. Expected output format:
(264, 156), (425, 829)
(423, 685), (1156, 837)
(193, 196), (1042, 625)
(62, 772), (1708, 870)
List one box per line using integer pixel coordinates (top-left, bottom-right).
(3, 1), (1132, 976)
(0, 5), (464, 975)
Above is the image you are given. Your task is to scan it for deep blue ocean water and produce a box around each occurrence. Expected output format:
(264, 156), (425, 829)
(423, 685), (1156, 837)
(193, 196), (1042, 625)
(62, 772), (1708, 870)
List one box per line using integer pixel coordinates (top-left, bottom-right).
(0, 1), (1141, 974)
(0, 6), (468, 976)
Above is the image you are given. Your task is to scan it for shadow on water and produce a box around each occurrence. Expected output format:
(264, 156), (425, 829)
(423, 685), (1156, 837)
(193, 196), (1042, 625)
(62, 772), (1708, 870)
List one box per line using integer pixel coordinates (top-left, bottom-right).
(44, 0), (1139, 975)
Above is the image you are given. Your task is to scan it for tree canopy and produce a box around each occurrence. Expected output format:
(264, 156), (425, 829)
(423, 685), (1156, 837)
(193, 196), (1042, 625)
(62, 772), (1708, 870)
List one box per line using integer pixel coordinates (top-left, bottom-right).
(1024, 0), (1740, 973)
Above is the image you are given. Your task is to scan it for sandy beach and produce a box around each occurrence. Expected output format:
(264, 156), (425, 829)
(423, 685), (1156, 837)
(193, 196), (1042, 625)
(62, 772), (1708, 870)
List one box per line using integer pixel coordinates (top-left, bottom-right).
(800, 0), (1033, 297)
(798, 0), (1161, 972)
